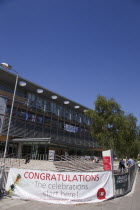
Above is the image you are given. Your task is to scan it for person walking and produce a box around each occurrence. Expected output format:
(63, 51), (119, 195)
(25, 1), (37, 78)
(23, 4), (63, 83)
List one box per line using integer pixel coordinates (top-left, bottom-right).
(25, 155), (30, 164)
(119, 159), (125, 172)
(137, 160), (140, 171)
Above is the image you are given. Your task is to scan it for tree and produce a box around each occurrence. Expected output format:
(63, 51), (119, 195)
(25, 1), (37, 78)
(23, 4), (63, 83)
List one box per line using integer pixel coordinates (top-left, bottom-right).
(87, 95), (138, 158)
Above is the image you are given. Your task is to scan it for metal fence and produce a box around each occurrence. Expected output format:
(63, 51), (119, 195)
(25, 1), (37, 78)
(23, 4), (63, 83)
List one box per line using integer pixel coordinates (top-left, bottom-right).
(114, 163), (137, 197)
(0, 166), (8, 196)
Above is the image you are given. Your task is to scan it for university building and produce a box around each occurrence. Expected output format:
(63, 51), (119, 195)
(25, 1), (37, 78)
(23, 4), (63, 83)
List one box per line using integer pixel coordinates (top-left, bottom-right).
(0, 68), (99, 159)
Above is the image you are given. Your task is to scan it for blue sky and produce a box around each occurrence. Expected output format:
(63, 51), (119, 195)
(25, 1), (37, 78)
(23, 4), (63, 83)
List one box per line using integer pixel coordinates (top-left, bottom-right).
(0, 0), (140, 124)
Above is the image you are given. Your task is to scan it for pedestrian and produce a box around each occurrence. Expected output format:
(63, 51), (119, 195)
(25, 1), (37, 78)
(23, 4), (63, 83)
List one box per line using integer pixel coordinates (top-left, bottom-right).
(96, 157), (99, 163)
(25, 155), (30, 164)
(128, 158), (134, 167)
(137, 160), (140, 171)
(119, 159), (125, 172)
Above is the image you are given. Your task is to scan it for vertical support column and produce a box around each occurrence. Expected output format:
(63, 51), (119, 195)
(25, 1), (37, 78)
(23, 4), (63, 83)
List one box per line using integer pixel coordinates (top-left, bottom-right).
(17, 142), (23, 158)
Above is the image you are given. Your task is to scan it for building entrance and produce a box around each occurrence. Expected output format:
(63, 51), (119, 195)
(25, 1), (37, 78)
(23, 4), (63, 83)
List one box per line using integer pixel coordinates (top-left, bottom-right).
(22, 145), (32, 157)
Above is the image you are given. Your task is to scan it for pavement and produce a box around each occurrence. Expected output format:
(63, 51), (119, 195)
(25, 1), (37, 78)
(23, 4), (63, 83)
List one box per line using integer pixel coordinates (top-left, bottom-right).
(0, 170), (140, 210)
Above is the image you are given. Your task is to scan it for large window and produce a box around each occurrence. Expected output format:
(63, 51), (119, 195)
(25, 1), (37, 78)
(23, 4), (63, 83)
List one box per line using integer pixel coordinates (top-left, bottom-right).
(58, 105), (64, 117)
(36, 96), (43, 109)
(65, 108), (70, 120)
(51, 102), (59, 115)
(43, 100), (51, 112)
(27, 92), (36, 106)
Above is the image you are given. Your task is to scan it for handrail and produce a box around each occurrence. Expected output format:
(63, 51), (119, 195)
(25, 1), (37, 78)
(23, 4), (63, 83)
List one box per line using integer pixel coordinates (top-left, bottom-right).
(54, 154), (101, 171)
(0, 153), (31, 168)
(1, 152), (102, 171)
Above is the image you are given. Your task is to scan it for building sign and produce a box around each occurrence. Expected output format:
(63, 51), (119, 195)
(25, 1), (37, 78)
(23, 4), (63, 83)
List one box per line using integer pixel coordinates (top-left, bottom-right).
(65, 152), (68, 158)
(0, 97), (7, 133)
(6, 168), (113, 204)
(64, 124), (78, 133)
(48, 150), (55, 161)
(115, 173), (128, 189)
(102, 150), (113, 171)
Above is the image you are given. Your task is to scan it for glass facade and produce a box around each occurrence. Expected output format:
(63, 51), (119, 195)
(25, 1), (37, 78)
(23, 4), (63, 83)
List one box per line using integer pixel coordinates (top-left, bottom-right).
(0, 74), (98, 158)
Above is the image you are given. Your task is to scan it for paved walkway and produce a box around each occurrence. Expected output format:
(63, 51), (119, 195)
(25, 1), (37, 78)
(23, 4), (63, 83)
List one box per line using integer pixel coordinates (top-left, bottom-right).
(0, 171), (140, 210)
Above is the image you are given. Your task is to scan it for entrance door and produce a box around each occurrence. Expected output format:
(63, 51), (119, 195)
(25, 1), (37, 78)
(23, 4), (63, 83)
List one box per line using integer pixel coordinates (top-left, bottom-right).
(22, 145), (32, 157)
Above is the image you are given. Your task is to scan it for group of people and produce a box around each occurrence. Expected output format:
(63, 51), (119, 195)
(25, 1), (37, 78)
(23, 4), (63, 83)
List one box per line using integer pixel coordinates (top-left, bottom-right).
(92, 156), (99, 163)
(119, 158), (135, 171)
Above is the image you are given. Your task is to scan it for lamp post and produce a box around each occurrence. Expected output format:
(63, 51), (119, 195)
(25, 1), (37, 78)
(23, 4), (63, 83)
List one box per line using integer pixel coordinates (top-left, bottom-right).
(0, 63), (19, 163)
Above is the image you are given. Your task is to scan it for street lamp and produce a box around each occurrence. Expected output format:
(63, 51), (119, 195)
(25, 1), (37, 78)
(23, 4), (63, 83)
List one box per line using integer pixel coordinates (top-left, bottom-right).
(0, 63), (18, 163)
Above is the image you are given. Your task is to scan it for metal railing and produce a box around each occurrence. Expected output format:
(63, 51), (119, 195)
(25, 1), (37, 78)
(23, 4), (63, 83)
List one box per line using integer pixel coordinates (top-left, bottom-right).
(0, 153), (31, 168)
(0, 166), (8, 196)
(53, 154), (102, 172)
(114, 163), (137, 197)
(0, 155), (138, 198)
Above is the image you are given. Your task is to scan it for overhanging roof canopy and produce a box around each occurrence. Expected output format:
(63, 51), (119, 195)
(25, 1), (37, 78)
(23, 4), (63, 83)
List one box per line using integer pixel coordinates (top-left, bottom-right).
(12, 138), (51, 142)
(0, 68), (92, 112)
